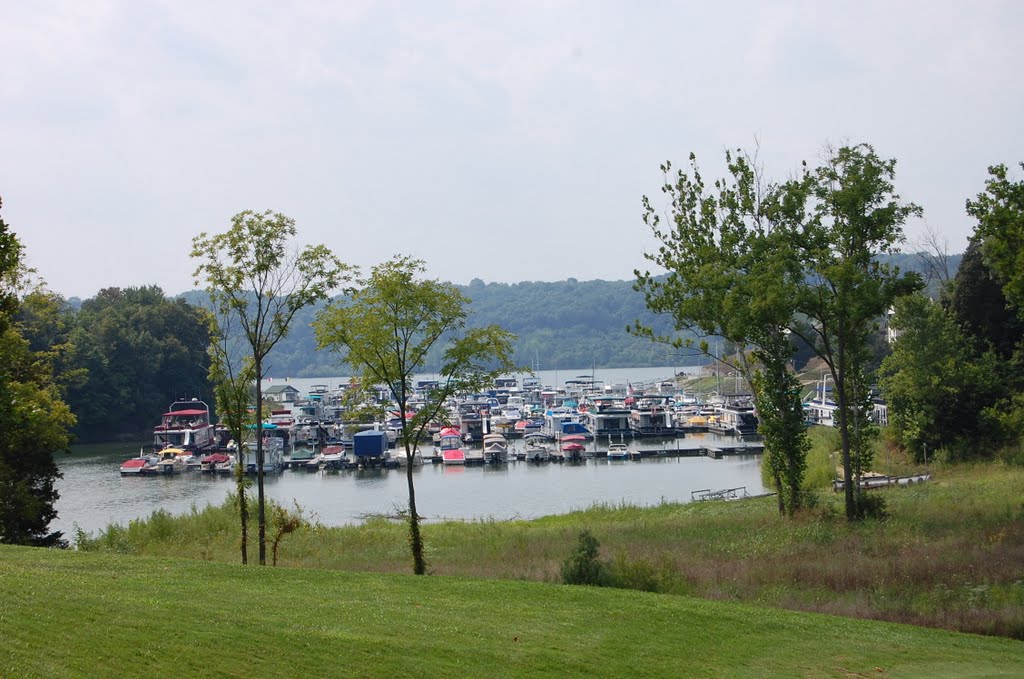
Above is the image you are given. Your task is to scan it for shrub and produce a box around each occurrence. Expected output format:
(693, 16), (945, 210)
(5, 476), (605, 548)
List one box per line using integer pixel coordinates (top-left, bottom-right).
(560, 529), (609, 586)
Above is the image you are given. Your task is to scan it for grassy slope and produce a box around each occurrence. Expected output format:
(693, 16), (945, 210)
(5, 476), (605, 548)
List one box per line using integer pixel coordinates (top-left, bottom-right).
(2, 545), (1022, 679)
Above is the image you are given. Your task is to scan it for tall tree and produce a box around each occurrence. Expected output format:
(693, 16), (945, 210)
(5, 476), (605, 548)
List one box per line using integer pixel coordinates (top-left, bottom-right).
(787, 144), (922, 519)
(634, 150), (809, 516)
(967, 162), (1024, 318)
(192, 210), (347, 565)
(314, 256), (518, 574)
(0, 198), (76, 546)
(203, 303), (257, 564)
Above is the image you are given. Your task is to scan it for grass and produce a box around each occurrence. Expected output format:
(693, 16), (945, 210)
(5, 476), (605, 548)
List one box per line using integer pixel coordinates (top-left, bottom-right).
(2, 545), (1023, 678)
(73, 463), (1024, 640)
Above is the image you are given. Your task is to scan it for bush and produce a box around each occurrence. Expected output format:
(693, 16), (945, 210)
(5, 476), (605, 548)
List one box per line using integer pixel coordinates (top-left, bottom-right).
(608, 550), (661, 593)
(560, 530), (609, 586)
(853, 492), (888, 521)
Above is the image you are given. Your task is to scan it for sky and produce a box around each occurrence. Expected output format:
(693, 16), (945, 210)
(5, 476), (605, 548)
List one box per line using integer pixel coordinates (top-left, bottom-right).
(3, 1), (1023, 300)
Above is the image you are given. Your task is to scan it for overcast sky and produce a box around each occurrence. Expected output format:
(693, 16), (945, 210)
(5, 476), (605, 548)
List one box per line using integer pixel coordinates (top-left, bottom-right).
(3, 1), (1022, 300)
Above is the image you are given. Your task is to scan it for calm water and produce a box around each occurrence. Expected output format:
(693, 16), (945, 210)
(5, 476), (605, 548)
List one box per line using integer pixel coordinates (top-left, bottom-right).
(53, 433), (764, 541)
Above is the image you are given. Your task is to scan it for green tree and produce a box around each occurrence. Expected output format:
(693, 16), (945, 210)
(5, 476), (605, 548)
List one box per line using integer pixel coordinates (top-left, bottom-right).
(313, 256), (518, 574)
(944, 237), (1024, 359)
(967, 163), (1024, 318)
(0, 198), (76, 546)
(61, 286), (211, 442)
(192, 210), (347, 566)
(634, 150), (809, 516)
(879, 293), (1005, 460)
(787, 144), (922, 519)
(203, 303), (256, 564)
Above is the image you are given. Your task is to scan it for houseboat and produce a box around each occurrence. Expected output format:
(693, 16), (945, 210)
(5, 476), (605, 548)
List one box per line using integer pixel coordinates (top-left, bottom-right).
(152, 399), (217, 453)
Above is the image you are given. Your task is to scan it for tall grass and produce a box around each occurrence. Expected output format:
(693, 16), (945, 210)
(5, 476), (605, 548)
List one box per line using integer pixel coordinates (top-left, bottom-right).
(75, 464), (1024, 638)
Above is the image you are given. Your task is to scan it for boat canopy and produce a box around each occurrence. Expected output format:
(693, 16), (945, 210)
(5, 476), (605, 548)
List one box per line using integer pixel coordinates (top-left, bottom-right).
(164, 409), (209, 417)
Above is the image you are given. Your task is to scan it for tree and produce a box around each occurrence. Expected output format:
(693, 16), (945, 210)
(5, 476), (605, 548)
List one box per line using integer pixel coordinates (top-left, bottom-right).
(0, 198), (76, 546)
(944, 237), (1024, 360)
(967, 163), (1024, 318)
(879, 293), (1005, 459)
(787, 144), (922, 519)
(313, 256), (518, 574)
(634, 150), (809, 516)
(59, 286), (212, 442)
(203, 303), (257, 564)
(192, 210), (347, 566)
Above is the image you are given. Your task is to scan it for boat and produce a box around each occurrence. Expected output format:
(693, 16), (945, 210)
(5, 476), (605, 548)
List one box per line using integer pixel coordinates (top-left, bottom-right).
(708, 402), (759, 436)
(199, 452), (231, 473)
(607, 443), (630, 461)
(152, 399), (217, 453)
(482, 433), (509, 464)
(438, 427), (466, 465)
(628, 395), (676, 437)
(120, 451), (160, 476)
(320, 445), (348, 470)
(154, 447), (190, 474)
(560, 442), (585, 462)
(523, 433), (550, 463)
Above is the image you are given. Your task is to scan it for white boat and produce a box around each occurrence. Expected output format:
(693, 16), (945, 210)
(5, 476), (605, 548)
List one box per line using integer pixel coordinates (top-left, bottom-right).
(388, 447), (424, 466)
(482, 433), (509, 464)
(119, 451), (160, 476)
(523, 434), (550, 463)
(154, 447), (190, 474)
(607, 443), (630, 461)
(152, 399), (217, 453)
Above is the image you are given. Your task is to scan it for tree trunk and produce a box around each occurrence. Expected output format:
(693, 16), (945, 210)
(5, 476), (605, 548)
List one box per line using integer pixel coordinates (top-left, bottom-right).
(406, 448), (426, 575)
(255, 358), (266, 565)
(237, 464), (248, 565)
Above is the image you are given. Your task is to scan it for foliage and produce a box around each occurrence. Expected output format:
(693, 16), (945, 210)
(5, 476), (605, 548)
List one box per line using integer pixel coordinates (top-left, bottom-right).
(0, 198), (76, 546)
(880, 293), (1008, 460)
(560, 529), (610, 586)
(204, 302), (256, 564)
(944, 237), (1024, 359)
(785, 143), (923, 520)
(192, 209), (348, 566)
(313, 255), (519, 574)
(634, 150), (813, 516)
(967, 162), (1024, 318)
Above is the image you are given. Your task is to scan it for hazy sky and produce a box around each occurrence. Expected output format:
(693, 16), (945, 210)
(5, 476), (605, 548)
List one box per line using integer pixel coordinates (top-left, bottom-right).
(3, 1), (1022, 300)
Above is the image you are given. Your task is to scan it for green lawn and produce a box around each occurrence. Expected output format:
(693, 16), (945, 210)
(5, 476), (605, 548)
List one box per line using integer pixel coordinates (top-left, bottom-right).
(1, 545), (1022, 678)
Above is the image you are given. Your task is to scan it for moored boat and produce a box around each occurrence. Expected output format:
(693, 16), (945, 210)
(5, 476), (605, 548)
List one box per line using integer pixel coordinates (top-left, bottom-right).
(438, 427), (466, 465)
(120, 452), (160, 476)
(153, 399), (217, 453)
(482, 433), (509, 464)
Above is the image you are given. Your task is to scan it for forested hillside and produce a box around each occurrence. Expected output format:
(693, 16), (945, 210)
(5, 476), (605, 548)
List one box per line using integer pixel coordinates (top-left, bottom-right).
(179, 252), (959, 377)
(184, 277), (686, 376)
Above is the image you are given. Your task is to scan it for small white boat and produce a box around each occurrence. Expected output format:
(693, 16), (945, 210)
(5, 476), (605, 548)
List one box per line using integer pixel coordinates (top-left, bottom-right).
(120, 452), (159, 476)
(523, 434), (550, 463)
(607, 443), (630, 461)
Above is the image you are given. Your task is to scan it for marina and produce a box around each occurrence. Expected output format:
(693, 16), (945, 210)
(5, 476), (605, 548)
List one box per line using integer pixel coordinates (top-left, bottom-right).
(57, 366), (772, 541)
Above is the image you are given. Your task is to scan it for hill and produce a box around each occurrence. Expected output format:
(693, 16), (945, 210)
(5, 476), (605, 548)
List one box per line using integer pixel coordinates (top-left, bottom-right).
(179, 251), (962, 377)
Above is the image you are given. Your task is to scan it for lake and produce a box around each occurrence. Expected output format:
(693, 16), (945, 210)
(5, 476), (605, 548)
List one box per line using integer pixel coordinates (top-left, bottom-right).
(53, 433), (765, 541)
(53, 365), (759, 541)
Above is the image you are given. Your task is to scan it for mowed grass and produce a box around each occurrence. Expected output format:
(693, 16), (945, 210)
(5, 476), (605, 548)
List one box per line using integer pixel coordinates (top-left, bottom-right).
(2, 545), (1022, 679)
(76, 464), (1024, 639)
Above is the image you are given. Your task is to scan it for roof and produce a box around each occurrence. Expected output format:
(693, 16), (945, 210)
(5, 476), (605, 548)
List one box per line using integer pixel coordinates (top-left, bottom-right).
(265, 385), (300, 394)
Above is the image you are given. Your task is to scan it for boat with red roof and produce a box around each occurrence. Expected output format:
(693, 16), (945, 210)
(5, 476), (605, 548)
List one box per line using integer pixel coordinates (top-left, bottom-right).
(152, 399), (217, 453)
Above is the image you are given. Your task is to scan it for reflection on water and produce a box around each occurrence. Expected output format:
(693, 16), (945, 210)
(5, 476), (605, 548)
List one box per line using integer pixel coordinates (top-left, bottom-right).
(53, 434), (766, 540)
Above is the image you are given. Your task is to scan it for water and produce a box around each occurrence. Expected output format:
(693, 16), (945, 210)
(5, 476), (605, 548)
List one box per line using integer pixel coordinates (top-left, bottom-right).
(53, 433), (765, 540)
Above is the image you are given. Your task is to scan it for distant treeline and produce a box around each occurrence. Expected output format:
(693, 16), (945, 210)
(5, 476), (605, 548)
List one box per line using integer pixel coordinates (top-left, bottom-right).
(182, 251), (960, 377)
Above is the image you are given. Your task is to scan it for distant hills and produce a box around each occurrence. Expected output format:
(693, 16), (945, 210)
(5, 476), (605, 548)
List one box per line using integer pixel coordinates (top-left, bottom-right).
(179, 252), (962, 377)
